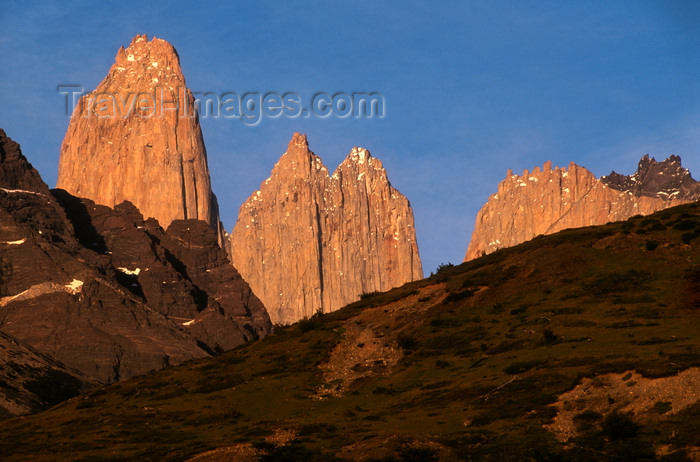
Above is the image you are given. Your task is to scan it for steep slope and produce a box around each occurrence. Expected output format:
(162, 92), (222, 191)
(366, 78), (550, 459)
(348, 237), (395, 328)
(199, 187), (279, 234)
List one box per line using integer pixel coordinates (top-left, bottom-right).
(56, 34), (223, 243)
(0, 130), (271, 386)
(0, 332), (97, 419)
(1, 202), (697, 460)
(465, 155), (699, 260)
(0, 128), (50, 194)
(230, 133), (422, 324)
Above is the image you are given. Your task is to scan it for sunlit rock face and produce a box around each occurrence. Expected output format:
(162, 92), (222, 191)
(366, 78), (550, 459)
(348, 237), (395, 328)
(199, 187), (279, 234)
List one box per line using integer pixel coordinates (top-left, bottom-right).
(465, 155), (700, 261)
(57, 34), (223, 243)
(230, 133), (423, 324)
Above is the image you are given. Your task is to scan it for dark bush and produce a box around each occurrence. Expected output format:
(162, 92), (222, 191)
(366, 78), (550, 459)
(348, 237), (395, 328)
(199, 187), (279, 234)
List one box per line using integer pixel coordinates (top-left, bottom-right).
(645, 240), (659, 251)
(443, 289), (473, 303)
(602, 411), (639, 440)
(510, 305), (528, 315)
(398, 446), (439, 462)
(542, 327), (560, 344)
(298, 311), (324, 332)
(435, 262), (454, 273)
(429, 318), (462, 328)
(673, 220), (696, 231)
(503, 360), (545, 374)
(682, 231), (698, 244)
(583, 269), (651, 295)
(654, 401), (672, 414)
(396, 332), (419, 351)
(574, 409), (602, 421)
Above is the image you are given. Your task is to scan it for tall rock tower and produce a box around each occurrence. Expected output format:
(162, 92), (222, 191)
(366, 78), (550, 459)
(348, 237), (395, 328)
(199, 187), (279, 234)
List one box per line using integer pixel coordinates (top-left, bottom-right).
(230, 133), (423, 324)
(57, 34), (222, 240)
(464, 155), (700, 260)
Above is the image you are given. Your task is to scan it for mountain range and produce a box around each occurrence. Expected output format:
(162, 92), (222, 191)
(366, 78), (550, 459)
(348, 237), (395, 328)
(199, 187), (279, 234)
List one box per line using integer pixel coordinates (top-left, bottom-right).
(0, 34), (698, 460)
(465, 155), (699, 260)
(0, 199), (697, 460)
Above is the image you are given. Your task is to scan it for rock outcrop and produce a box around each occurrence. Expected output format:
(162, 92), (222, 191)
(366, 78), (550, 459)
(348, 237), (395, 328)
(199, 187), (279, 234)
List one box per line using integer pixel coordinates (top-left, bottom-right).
(601, 154), (700, 200)
(230, 133), (422, 324)
(56, 34), (223, 242)
(465, 155), (699, 260)
(1, 130), (271, 386)
(0, 129), (50, 195)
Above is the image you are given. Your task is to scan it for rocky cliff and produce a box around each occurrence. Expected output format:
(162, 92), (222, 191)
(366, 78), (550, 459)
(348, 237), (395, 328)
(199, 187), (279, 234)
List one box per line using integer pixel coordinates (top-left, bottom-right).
(0, 129), (50, 195)
(1, 130), (271, 389)
(230, 133), (422, 324)
(465, 155), (700, 260)
(56, 34), (223, 242)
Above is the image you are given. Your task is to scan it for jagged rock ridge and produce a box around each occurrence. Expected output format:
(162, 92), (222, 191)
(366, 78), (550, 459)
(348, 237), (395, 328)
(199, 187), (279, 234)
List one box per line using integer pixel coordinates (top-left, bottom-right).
(56, 34), (223, 243)
(230, 133), (423, 324)
(465, 155), (699, 260)
(601, 154), (700, 201)
(1, 130), (271, 395)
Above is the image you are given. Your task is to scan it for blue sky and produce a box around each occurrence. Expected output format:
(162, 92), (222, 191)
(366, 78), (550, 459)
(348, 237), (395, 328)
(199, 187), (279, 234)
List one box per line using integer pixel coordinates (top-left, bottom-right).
(1, 1), (698, 273)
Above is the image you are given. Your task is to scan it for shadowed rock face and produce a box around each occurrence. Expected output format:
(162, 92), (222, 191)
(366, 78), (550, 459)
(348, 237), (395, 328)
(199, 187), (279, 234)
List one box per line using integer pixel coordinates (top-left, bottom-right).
(0, 129), (49, 195)
(1, 129), (271, 386)
(0, 331), (97, 418)
(230, 133), (423, 324)
(56, 34), (223, 243)
(601, 154), (700, 201)
(465, 155), (699, 260)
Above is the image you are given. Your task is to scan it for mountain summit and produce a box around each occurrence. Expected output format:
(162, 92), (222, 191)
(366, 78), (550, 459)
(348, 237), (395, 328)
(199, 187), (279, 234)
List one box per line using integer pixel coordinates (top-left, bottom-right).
(601, 154), (700, 200)
(465, 155), (698, 260)
(230, 133), (423, 324)
(56, 34), (223, 242)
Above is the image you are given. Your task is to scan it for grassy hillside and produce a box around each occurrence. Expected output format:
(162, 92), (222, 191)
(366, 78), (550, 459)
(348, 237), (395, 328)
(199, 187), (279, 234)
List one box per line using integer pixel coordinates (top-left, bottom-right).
(1, 202), (699, 461)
